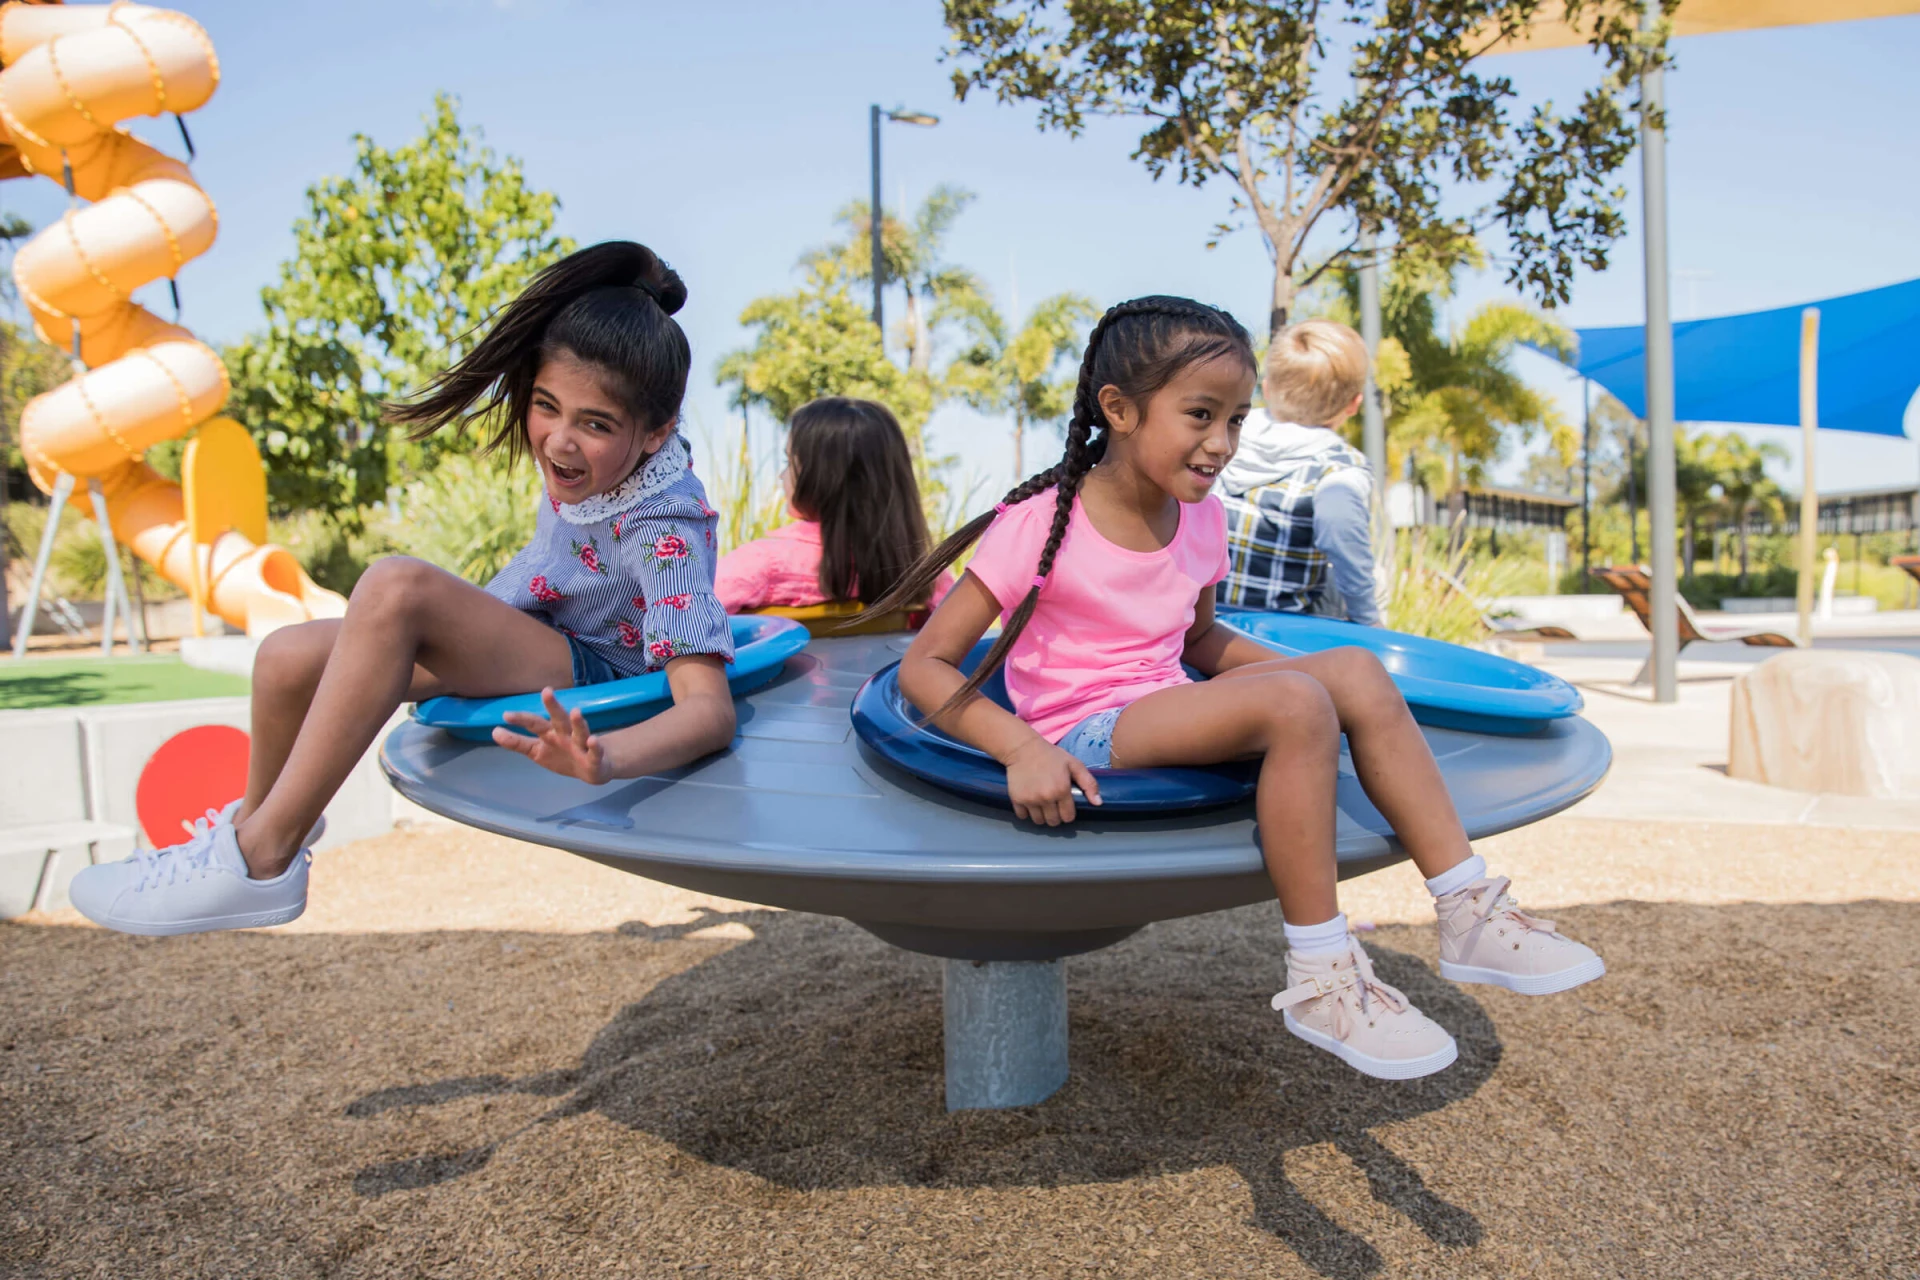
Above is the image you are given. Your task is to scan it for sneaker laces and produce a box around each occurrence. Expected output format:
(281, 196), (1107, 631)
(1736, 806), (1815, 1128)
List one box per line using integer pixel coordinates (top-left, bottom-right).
(133, 807), (229, 890)
(1272, 942), (1412, 1038)
(1464, 876), (1559, 938)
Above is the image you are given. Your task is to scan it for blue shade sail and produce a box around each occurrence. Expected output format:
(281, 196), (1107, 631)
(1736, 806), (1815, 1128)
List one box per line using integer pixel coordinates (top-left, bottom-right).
(1543, 277), (1920, 438)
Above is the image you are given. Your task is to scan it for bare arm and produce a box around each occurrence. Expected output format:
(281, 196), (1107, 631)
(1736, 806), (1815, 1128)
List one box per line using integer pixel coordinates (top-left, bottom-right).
(1181, 589), (1289, 677)
(495, 653), (737, 783)
(899, 571), (1101, 823)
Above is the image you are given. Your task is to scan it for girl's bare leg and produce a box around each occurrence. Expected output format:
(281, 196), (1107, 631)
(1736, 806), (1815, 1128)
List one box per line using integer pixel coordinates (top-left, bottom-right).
(1108, 671), (1343, 924)
(239, 619), (436, 822)
(234, 557), (575, 878)
(1211, 647), (1472, 880)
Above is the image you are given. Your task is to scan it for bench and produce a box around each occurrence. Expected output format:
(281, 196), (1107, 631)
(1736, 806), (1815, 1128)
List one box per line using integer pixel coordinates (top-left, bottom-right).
(1591, 565), (1796, 684)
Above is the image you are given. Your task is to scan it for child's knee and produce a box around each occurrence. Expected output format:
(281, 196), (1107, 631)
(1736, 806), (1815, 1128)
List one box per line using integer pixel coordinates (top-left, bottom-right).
(254, 621), (332, 694)
(1320, 645), (1401, 711)
(1254, 670), (1340, 742)
(348, 556), (438, 617)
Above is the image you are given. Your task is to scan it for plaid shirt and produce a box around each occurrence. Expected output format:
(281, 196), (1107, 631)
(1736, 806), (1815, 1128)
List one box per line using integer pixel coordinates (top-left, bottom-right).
(1215, 440), (1370, 618)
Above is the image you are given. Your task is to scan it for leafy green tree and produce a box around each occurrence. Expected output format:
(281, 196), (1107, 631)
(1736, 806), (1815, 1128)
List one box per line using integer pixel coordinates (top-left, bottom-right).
(2, 320), (69, 495)
(816, 184), (983, 374)
(941, 288), (1097, 476)
(944, 0), (1666, 340)
(1611, 421), (1726, 576)
(716, 257), (936, 437)
(1710, 432), (1787, 585)
(225, 94), (574, 516)
(1, 211), (53, 497)
(1671, 427), (1724, 582)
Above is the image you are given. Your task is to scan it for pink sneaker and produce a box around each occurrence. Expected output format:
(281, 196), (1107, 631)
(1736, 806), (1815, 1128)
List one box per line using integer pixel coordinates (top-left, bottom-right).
(1272, 937), (1458, 1080)
(1436, 876), (1604, 995)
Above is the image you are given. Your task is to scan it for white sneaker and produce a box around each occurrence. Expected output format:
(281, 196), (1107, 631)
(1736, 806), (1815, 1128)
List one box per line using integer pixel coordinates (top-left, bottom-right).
(69, 804), (323, 937)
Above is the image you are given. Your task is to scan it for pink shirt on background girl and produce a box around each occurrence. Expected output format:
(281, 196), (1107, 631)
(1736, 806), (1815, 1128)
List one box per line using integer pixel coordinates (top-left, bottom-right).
(965, 488), (1230, 743)
(715, 520), (954, 612)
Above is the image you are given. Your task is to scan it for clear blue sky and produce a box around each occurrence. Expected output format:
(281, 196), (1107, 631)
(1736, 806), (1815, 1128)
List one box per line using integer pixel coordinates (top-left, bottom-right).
(5, 1), (1916, 503)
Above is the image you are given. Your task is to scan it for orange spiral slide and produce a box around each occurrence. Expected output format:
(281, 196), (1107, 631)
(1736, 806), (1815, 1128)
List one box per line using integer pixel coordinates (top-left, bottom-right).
(2, 0), (345, 641)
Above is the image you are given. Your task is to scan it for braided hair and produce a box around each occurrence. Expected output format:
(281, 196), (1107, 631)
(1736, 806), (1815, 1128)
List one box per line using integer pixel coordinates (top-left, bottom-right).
(864, 294), (1254, 719)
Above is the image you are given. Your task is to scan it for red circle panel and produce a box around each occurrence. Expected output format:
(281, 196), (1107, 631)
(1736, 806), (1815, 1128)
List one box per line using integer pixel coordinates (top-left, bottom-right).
(135, 724), (251, 846)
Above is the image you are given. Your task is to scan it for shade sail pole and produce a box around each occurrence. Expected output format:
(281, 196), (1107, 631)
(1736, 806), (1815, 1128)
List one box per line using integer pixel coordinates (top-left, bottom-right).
(1796, 307), (1820, 646)
(1640, 0), (1678, 703)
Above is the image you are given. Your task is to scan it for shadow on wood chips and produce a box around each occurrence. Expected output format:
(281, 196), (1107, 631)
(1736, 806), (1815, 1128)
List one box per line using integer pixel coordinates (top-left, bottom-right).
(3, 899), (1916, 1278)
(343, 910), (1493, 1276)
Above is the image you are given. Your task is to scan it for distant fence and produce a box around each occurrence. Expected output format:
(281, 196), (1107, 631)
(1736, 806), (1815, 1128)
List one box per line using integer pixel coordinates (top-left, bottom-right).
(1390, 482), (1919, 544)
(1388, 484), (1576, 535)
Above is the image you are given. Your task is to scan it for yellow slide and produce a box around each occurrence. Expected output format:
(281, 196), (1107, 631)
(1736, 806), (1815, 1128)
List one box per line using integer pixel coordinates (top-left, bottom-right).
(1, 0), (345, 636)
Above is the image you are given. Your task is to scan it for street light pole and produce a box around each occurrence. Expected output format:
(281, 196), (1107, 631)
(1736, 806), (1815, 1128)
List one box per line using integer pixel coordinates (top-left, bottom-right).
(868, 105), (940, 349)
(869, 104), (884, 334)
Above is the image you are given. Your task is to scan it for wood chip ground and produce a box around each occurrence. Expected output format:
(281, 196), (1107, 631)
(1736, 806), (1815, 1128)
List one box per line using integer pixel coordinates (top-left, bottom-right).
(3, 818), (1916, 1278)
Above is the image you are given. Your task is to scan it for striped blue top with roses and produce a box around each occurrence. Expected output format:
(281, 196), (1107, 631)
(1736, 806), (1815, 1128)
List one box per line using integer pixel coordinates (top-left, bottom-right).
(484, 433), (735, 680)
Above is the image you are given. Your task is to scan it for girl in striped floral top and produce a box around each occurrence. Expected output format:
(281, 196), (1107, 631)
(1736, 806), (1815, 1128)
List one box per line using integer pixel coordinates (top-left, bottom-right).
(68, 242), (738, 939)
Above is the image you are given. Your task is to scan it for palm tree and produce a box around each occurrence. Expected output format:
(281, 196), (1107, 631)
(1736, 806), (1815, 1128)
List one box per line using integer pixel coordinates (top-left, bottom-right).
(819, 184), (982, 374)
(1710, 432), (1788, 585)
(942, 289), (1097, 477)
(1672, 427), (1722, 582)
(1612, 424), (1744, 581)
(1320, 253), (1575, 511)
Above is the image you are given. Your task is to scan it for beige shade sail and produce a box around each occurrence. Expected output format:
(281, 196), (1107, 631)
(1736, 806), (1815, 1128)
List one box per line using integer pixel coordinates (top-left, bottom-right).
(1483, 0), (1920, 54)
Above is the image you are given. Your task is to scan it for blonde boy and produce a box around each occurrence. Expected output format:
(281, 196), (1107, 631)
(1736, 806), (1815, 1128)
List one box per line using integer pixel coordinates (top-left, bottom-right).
(1216, 319), (1379, 625)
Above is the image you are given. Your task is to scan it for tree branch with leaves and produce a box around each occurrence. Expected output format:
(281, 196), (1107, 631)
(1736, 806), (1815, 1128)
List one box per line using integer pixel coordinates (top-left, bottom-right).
(941, 287), (1097, 476)
(225, 94), (574, 517)
(944, 0), (1669, 341)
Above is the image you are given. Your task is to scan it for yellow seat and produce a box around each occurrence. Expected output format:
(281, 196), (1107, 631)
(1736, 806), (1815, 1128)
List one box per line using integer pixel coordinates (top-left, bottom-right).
(745, 600), (913, 637)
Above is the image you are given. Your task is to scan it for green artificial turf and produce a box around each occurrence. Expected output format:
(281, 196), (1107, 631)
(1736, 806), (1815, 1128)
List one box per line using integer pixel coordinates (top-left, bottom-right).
(0, 654), (250, 710)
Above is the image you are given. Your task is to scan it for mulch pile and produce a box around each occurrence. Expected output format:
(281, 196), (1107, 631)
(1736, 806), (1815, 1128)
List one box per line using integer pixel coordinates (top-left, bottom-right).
(3, 899), (1915, 1278)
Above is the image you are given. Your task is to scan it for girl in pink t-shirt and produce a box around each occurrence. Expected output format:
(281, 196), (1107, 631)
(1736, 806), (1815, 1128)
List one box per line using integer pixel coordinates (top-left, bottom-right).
(716, 397), (952, 614)
(865, 296), (1604, 1083)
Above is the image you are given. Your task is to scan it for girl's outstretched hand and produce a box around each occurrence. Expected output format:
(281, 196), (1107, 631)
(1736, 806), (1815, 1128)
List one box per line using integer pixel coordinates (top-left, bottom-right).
(495, 688), (612, 785)
(1004, 737), (1102, 826)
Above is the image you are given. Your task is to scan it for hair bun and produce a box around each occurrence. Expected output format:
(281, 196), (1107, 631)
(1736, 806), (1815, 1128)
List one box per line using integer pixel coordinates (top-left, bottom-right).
(630, 247), (688, 316)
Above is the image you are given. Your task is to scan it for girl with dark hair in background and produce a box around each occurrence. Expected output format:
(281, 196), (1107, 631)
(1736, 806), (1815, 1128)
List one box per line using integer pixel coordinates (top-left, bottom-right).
(71, 241), (738, 937)
(868, 295), (1604, 1083)
(716, 396), (952, 614)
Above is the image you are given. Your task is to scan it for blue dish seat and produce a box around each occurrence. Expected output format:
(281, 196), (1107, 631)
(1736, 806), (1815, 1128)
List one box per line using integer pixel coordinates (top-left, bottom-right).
(414, 614), (811, 743)
(851, 638), (1256, 815)
(1217, 610), (1581, 736)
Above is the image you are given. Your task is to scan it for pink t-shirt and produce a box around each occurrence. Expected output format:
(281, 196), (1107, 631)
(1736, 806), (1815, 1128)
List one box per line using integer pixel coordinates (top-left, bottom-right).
(715, 520), (954, 612)
(965, 488), (1230, 742)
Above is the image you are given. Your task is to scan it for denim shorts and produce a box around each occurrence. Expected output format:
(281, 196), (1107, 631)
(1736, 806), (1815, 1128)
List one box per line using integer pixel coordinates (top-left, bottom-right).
(566, 635), (625, 688)
(1055, 705), (1125, 769)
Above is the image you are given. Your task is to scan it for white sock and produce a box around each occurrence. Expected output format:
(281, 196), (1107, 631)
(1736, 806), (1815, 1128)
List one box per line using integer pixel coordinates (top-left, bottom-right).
(1425, 853), (1487, 899)
(1283, 912), (1350, 957)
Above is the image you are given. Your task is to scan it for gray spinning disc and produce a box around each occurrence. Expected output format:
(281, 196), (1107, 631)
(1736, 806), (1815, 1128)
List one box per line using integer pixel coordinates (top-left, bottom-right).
(382, 634), (1611, 962)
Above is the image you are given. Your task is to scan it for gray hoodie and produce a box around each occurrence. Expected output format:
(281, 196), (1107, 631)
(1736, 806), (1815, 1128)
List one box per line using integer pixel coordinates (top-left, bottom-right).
(1219, 410), (1380, 626)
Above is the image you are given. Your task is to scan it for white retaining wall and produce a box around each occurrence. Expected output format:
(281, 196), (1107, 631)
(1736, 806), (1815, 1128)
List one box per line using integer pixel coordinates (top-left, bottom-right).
(1489, 594), (1625, 623)
(0, 698), (402, 919)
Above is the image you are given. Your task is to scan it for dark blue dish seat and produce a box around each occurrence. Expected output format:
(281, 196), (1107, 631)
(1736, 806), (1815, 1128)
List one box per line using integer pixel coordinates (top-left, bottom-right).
(413, 614), (810, 743)
(1218, 609), (1582, 736)
(851, 637), (1257, 815)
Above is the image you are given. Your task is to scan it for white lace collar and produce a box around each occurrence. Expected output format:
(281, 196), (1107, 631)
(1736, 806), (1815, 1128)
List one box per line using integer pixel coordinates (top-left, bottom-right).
(553, 434), (690, 526)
